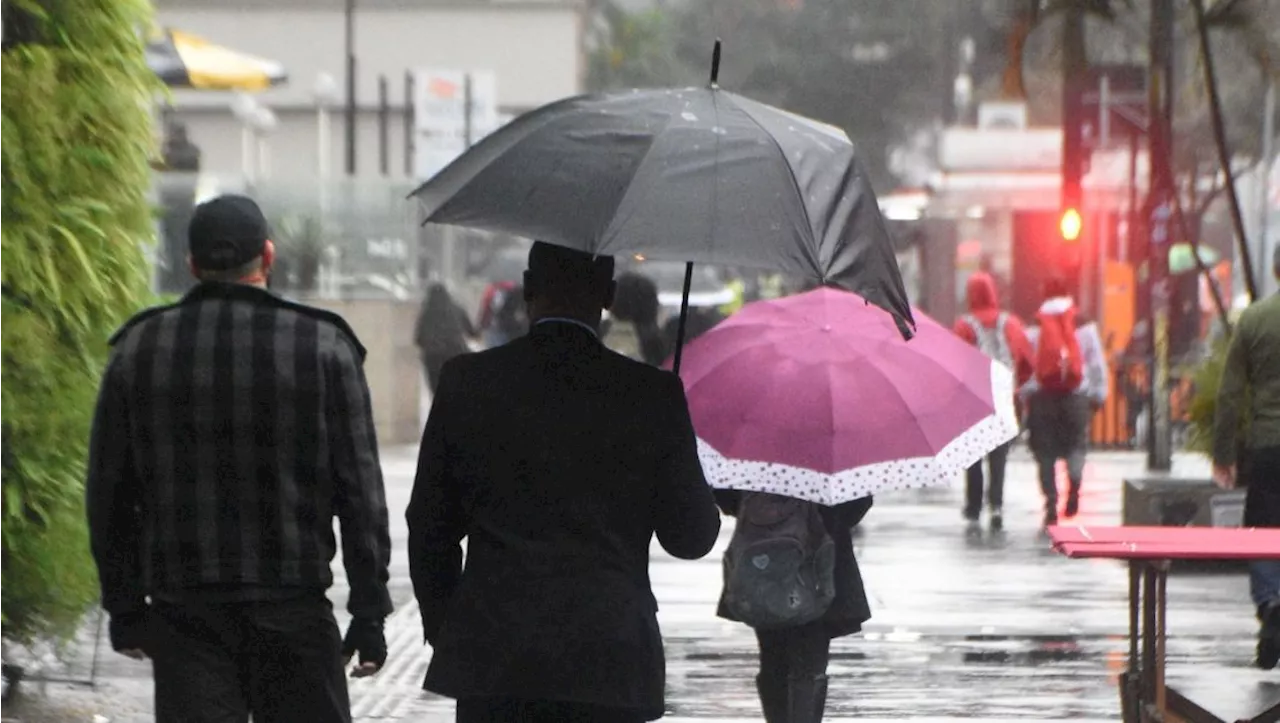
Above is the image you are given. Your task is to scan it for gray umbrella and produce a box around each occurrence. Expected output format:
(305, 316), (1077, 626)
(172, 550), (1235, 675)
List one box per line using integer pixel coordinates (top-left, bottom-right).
(409, 44), (915, 366)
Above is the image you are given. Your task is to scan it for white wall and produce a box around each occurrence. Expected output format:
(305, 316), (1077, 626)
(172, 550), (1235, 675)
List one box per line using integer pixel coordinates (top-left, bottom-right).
(157, 2), (584, 180)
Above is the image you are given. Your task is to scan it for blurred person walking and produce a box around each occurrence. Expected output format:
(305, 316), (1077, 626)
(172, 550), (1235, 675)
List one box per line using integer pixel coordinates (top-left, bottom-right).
(415, 281), (476, 393)
(86, 195), (392, 723)
(603, 272), (667, 365)
(1020, 277), (1109, 526)
(953, 272), (1034, 530)
(407, 242), (721, 722)
(1213, 249), (1280, 670)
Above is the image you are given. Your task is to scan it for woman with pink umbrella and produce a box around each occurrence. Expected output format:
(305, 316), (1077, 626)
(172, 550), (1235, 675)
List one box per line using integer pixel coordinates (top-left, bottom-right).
(674, 286), (1019, 723)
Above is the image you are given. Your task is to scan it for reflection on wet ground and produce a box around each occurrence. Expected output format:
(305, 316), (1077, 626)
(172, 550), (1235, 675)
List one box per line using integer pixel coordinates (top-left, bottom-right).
(33, 448), (1278, 721)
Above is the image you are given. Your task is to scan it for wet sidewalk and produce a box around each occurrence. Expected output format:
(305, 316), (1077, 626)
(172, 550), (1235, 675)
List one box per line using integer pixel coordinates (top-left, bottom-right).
(9, 446), (1277, 722)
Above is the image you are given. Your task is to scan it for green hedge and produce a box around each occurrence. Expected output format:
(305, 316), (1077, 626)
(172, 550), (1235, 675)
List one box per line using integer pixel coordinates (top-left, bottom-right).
(2, 0), (159, 644)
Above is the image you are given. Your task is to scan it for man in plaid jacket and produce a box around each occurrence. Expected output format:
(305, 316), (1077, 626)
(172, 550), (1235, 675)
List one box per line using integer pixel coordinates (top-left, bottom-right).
(86, 195), (392, 722)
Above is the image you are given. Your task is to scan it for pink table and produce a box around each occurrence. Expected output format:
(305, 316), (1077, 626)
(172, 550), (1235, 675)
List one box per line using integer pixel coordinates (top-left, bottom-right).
(1048, 525), (1280, 723)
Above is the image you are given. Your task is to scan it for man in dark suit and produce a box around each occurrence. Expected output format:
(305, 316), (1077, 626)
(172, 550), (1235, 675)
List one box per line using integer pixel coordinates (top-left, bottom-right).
(407, 241), (721, 722)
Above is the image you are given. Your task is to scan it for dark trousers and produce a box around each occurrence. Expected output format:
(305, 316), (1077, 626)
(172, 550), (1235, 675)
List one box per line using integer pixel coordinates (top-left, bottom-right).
(965, 442), (1011, 515)
(455, 698), (648, 723)
(150, 596), (349, 723)
(755, 625), (831, 681)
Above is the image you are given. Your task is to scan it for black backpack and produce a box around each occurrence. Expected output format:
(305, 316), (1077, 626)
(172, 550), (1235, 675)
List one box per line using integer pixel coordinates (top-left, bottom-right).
(721, 492), (836, 629)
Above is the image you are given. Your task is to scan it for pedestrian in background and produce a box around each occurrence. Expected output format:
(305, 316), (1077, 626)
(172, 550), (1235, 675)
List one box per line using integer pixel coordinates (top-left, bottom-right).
(1213, 248), (1280, 670)
(86, 195), (392, 722)
(953, 271), (1033, 530)
(415, 281), (476, 393)
(407, 241), (721, 722)
(1020, 277), (1109, 526)
(604, 272), (667, 366)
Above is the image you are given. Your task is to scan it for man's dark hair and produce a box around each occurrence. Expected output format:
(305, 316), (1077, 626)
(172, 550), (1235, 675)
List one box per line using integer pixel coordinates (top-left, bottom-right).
(195, 256), (263, 283)
(524, 241), (614, 305)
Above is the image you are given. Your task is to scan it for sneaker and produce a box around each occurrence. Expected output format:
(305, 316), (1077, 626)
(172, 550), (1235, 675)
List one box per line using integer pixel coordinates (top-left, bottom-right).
(963, 508), (980, 523)
(1064, 492), (1080, 518)
(989, 510), (1004, 532)
(1043, 510), (1059, 528)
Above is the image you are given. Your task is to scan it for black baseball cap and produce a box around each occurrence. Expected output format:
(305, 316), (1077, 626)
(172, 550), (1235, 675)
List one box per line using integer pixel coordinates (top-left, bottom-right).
(188, 194), (270, 271)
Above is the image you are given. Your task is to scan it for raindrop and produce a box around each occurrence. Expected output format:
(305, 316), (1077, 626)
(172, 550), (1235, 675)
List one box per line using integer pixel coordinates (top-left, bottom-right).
(681, 111), (698, 121)
(711, 126), (727, 135)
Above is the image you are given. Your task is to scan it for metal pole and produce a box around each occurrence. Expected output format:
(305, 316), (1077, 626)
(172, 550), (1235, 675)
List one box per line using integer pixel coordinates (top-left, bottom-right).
(405, 71), (415, 178)
(1125, 130), (1138, 263)
(1099, 75), (1111, 148)
(1260, 82), (1276, 296)
(241, 124), (255, 187)
(1061, 3), (1086, 290)
(344, 0), (357, 176)
(378, 75), (389, 176)
(464, 73), (474, 147)
(318, 104), (331, 212)
(1146, 0), (1175, 472)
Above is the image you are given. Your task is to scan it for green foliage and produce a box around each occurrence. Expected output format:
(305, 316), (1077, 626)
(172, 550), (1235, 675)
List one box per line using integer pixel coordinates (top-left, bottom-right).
(1186, 333), (1250, 458)
(587, 3), (691, 91)
(586, 0), (953, 188)
(2, 0), (160, 644)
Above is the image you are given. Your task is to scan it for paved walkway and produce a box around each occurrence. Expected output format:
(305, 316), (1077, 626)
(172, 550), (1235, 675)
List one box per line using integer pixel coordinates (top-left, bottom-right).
(8, 447), (1277, 722)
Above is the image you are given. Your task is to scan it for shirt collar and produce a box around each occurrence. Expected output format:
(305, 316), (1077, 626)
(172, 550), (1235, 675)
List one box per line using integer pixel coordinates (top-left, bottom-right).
(535, 317), (600, 339)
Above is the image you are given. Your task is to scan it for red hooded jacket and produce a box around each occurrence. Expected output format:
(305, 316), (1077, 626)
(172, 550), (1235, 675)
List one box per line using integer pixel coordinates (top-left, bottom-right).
(953, 272), (1034, 387)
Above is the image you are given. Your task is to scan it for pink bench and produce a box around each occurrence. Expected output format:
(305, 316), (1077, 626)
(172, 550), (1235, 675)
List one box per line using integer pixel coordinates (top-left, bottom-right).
(1048, 525), (1280, 723)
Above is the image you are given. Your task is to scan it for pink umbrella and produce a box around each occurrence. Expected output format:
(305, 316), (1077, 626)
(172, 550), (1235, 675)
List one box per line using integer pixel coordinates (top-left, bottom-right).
(674, 287), (1018, 504)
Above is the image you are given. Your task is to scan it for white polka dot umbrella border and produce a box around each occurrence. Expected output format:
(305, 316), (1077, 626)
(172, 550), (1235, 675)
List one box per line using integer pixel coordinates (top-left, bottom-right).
(695, 360), (1021, 505)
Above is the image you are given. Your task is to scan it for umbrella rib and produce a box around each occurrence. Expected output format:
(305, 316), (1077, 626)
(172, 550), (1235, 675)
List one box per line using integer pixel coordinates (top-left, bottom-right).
(733, 99), (818, 257)
(598, 115), (683, 252)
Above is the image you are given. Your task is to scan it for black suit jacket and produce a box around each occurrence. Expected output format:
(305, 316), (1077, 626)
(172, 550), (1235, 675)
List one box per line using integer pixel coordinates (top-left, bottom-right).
(407, 321), (721, 717)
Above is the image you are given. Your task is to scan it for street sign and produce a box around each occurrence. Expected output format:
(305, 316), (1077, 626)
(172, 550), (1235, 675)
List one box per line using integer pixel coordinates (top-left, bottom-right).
(1080, 64), (1148, 146)
(412, 68), (499, 181)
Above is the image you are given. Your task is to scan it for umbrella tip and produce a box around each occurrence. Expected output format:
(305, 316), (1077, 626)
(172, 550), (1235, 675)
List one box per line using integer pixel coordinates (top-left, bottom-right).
(710, 39), (722, 86)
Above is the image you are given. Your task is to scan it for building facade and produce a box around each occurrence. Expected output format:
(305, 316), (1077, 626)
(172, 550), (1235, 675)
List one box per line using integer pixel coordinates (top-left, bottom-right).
(156, 0), (585, 182)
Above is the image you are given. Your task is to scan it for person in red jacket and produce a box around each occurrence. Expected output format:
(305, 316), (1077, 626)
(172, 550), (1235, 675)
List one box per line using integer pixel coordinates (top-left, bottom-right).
(953, 272), (1034, 530)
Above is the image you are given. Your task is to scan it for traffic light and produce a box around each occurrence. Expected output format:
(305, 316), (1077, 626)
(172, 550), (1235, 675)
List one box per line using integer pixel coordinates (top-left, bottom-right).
(1059, 208), (1083, 243)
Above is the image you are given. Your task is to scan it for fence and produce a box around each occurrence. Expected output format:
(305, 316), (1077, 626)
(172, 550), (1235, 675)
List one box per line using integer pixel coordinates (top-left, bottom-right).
(152, 172), (524, 308)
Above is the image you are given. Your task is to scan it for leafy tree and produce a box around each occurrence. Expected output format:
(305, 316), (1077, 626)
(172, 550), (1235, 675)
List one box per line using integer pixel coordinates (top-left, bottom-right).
(2, 0), (159, 643)
(586, 0), (694, 91)
(586, 0), (953, 189)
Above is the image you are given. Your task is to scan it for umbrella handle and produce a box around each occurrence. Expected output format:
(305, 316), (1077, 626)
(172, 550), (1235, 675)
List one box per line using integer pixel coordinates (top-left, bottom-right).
(671, 261), (695, 375)
(710, 39), (722, 87)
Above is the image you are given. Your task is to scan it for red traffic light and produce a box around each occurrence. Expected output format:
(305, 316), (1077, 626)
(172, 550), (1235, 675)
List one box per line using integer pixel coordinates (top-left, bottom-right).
(1059, 208), (1083, 242)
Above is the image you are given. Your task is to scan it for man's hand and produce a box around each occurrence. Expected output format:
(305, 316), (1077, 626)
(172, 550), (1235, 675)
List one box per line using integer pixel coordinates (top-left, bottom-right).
(108, 609), (151, 660)
(341, 617), (387, 678)
(1212, 463), (1236, 490)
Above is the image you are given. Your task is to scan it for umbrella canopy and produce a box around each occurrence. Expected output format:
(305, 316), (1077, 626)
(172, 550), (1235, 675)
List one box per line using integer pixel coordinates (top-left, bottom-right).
(146, 29), (287, 91)
(408, 86), (913, 338)
(675, 288), (1019, 505)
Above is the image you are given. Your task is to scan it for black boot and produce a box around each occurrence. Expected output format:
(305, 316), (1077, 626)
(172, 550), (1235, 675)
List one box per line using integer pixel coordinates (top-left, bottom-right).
(1064, 482), (1081, 518)
(1043, 497), (1059, 528)
(756, 673), (788, 723)
(787, 674), (829, 723)
(1257, 601), (1280, 671)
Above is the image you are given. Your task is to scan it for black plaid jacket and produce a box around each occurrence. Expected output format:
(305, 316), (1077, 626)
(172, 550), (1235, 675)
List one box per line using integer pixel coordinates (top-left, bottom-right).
(86, 282), (392, 620)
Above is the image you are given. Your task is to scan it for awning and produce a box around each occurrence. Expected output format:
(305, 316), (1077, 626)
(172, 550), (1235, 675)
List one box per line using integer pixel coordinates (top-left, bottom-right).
(146, 28), (287, 91)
